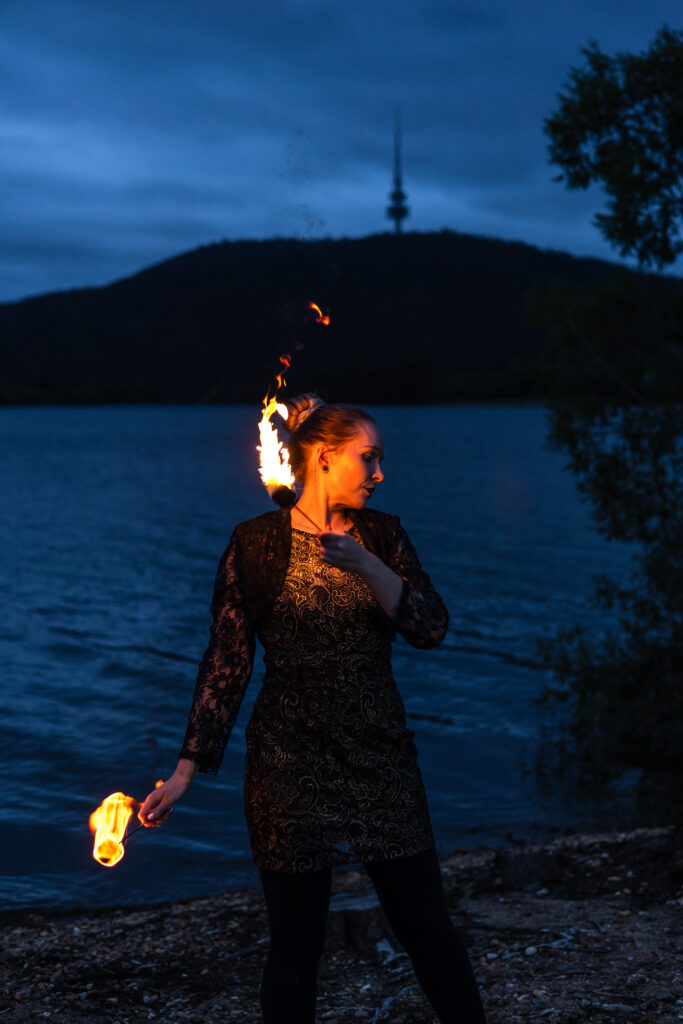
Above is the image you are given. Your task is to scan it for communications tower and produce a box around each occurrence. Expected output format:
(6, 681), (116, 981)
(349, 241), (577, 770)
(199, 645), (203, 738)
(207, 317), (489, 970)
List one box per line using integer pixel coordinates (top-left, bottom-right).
(386, 107), (409, 234)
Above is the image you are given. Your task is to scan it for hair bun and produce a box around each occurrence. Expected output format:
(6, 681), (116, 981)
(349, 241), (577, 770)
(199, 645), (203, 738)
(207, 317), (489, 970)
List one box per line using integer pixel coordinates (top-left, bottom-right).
(284, 393), (324, 433)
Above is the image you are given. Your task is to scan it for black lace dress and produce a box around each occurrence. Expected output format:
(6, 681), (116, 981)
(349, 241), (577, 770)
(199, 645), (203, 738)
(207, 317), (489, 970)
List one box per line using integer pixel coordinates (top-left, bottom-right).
(179, 510), (449, 873)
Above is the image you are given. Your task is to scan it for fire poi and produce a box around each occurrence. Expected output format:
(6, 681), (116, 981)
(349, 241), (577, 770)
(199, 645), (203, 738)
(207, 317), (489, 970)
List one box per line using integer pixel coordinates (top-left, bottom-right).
(89, 779), (165, 868)
(256, 300), (330, 518)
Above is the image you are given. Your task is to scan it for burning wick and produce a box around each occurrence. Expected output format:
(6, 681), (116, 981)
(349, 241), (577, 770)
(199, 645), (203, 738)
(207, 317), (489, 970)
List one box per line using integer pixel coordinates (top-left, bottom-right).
(89, 792), (136, 868)
(255, 405), (323, 531)
(257, 396), (296, 508)
(255, 403), (330, 534)
(89, 779), (165, 868)
(256, 300), (330, 511)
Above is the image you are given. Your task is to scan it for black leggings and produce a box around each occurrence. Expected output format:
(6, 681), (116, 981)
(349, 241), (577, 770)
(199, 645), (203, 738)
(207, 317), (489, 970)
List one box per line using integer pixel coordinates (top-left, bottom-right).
(258, 846), (488, 1024)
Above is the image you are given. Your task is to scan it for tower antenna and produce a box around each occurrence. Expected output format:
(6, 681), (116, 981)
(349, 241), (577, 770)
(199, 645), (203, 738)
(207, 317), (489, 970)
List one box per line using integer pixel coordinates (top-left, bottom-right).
(386, 107), (409, 234)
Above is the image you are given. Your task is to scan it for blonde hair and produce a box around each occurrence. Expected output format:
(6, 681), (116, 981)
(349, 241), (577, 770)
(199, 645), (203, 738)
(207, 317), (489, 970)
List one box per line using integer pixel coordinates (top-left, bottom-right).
(283, 393), (376, 482)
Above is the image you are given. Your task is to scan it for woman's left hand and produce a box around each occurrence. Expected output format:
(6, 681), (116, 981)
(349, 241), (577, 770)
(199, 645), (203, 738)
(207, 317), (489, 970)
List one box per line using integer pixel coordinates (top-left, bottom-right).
(317, 531), (370, 574)
(318, 530), (405, 618)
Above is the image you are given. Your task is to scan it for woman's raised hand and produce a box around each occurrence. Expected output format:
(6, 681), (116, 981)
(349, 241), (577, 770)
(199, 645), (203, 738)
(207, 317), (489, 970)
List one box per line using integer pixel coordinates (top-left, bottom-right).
(138, 758), (197, 827)
(319, 530), (405, 619)
(317, 531), (370, 574)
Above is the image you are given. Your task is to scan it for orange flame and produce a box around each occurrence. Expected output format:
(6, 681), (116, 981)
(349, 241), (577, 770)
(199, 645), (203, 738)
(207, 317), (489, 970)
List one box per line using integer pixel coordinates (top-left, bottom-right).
(257, 396), (294, 494)
(274, 353), (291, 392)
(309, 301), (330, 326)
(89, 779), (164, 868)
(257, 301), (330, 503)
(89, 792), (136, 868)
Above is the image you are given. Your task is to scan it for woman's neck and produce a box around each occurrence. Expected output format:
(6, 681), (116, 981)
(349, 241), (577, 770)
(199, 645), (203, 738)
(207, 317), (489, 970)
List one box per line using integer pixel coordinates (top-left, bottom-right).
(292, 489), (349, 533)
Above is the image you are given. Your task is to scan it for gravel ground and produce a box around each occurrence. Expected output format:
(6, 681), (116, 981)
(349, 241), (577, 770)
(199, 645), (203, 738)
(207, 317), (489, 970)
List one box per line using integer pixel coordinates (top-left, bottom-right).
(2, 823), (683, 1023)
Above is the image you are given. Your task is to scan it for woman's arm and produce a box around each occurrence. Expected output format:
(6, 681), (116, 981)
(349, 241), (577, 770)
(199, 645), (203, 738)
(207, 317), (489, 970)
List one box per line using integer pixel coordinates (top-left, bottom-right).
(139, 532), (255, 825)
(346, 545), (404, 618)
(179, 531), (256, 772)
(385, 521), (449, 649)
(318, 520), (449, 648)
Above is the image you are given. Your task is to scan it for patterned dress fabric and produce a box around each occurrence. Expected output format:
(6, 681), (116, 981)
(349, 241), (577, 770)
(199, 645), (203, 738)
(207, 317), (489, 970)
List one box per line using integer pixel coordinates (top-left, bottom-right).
(179, 510), (449, 873)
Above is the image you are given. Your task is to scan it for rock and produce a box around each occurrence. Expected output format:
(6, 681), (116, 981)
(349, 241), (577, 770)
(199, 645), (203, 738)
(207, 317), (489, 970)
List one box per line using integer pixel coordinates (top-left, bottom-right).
(325, 889), (396, 956)
(598, 1002), (636, 1016)
(496, 849), (562, 888)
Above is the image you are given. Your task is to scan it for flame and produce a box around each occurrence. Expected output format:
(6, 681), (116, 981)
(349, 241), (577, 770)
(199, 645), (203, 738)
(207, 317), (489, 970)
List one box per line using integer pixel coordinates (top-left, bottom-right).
(89, 792), (137, 868)
(257, 396), (294, 495)
(309, 301), (330, 326)
(274, 352), (291, 392)
(89, 779), (165, 867)
(256, 301), (329, 505)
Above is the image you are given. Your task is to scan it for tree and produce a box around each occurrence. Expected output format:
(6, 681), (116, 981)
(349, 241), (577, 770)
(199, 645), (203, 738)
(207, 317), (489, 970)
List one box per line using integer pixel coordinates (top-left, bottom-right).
(531, 26), (683, 791)
(545, 25), (683, 270)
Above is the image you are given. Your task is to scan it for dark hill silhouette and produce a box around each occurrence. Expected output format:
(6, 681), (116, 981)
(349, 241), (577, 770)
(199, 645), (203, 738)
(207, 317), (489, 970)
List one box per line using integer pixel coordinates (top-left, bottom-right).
(0, 230), (641, 403)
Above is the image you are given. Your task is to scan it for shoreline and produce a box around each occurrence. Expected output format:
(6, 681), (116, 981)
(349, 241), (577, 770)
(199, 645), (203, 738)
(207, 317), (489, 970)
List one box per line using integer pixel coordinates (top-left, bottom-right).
(4, 785), (677, 927)
(3, 821), (683, 1023)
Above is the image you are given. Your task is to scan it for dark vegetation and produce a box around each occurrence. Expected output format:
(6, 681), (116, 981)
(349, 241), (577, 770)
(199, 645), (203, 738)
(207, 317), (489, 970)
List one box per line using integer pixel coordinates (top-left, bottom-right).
(0, 229), (650, 405)
(532, 25), (683, 793)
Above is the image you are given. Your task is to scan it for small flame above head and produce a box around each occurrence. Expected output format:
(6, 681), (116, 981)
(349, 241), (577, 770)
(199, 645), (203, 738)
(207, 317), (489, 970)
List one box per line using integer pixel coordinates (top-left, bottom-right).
(89, 792), (137, 868)
(275, 353), (291, 392)
(257, 396), (296, 505)
(309, 302), (330, 326)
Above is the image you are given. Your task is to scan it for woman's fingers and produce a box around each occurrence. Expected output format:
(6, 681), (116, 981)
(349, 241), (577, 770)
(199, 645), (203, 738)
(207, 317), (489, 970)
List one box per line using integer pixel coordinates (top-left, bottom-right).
(318, 532), (365, 572)
(138, 771), (193, 827)
(318, 537), (343, 565)
(319, 532), (351, 554)
(138, 786), (167, 826)
(148, 806), (172, 825)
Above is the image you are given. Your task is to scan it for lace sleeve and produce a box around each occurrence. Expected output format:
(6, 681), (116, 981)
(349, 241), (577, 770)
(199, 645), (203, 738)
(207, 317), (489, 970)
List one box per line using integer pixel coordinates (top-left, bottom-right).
(388, 521), (449, 650)
(178, 531), (255, 774)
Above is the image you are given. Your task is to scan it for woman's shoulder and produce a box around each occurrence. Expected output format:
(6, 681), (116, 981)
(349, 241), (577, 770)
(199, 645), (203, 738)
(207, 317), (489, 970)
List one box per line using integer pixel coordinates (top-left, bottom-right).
(232, 507), (402, 530)
(350, 506), (405, 563)
(229, 505), (288, 548)
(232, 507), (288, 544)
(227, 506), (405, 552)
(226, 509), (290, 617)
(354, 506), (402, 531)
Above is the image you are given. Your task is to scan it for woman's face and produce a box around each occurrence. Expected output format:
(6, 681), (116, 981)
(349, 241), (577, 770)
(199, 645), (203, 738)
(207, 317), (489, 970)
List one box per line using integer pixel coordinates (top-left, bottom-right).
(323, 422), (385, 508)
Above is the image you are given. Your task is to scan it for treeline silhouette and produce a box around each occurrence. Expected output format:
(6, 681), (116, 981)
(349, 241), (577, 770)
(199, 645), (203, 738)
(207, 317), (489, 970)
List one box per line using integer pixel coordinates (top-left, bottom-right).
(0, 230), (649, 404)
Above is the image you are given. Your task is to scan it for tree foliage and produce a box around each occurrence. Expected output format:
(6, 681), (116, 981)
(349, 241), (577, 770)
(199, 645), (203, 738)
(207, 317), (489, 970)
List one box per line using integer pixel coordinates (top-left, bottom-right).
(534, 363), (683, 782)
(545, 25), (683, 269)
(534, 27), (683, 788)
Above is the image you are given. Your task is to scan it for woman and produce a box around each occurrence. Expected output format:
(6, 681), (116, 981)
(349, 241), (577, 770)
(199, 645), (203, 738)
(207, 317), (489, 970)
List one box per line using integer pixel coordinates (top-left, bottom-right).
(139, 395), (488, 1024)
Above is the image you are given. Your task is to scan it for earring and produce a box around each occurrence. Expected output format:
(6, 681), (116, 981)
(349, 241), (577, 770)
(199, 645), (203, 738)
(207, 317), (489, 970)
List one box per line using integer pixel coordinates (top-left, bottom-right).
(322, 465), (329, 473)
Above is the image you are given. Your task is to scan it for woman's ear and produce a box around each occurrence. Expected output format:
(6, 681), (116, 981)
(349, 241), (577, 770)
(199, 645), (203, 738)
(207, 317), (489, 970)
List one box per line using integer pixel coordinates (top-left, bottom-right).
(313, 443), (329, 474)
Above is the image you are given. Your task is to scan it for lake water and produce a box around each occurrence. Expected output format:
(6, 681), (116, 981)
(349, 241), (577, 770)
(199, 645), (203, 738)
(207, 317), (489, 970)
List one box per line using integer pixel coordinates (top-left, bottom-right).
(1, 404), (640, 911)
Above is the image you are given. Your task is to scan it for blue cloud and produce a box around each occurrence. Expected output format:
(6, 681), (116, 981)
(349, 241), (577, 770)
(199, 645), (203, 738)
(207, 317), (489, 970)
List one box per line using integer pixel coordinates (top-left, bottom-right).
(0, 0), (680, 301)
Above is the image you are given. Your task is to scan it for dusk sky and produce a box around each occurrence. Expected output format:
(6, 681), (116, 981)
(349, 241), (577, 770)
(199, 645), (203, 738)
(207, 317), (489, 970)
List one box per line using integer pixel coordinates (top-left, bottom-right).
(1, 0), (680, 304)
